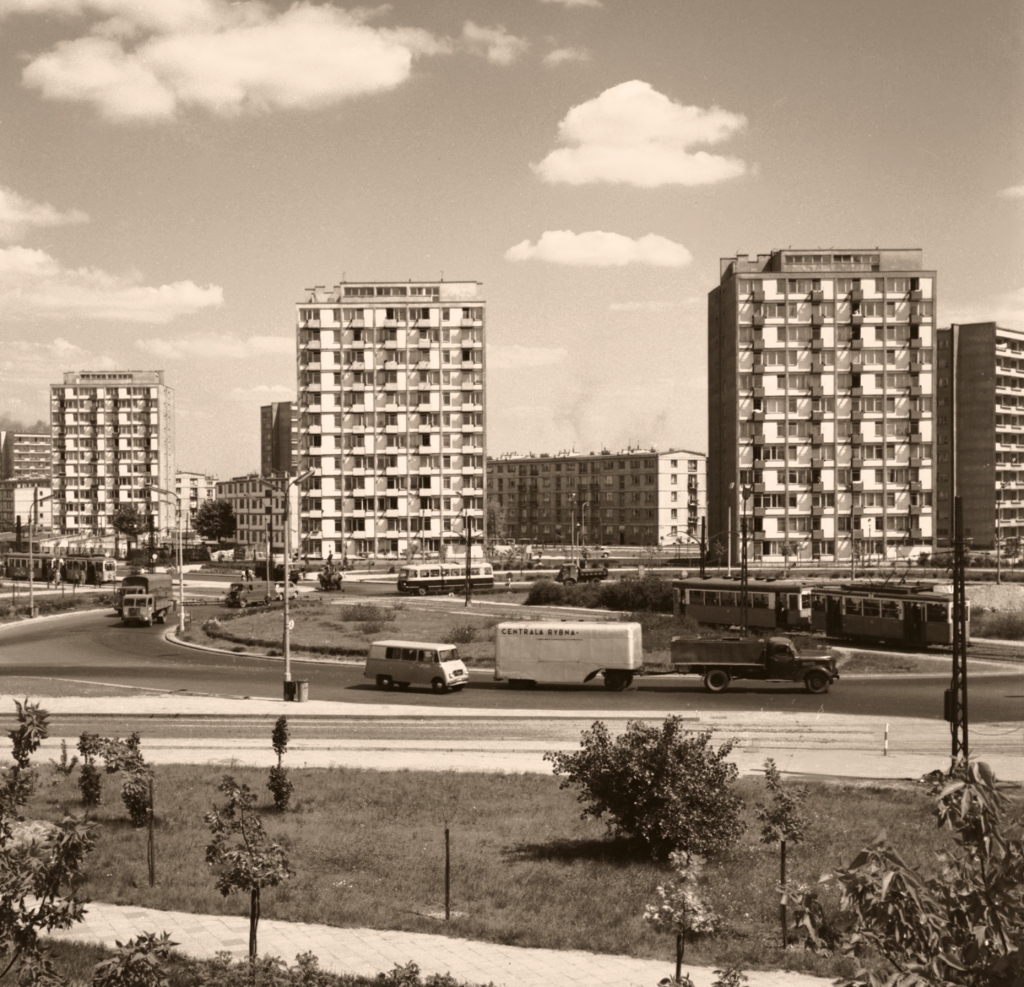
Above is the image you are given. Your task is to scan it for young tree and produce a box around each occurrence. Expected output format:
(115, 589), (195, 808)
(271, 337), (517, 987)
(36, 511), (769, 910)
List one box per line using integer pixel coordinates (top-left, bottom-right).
(194, 500), (237, 544)
(545, 718), (745, 860)
(831, 759), (1024, 986)
(267, 716), (293, 812)
(206, 777), (292, 967)
(754, 758), (809, 948)
(112, 504), (147, 556)
(2, 697), (50, 810)
(644, 850), (718, 984)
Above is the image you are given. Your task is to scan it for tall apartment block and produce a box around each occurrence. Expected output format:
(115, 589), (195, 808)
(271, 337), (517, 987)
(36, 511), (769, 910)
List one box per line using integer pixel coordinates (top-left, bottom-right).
(709, 250), (935, 563)
(935, 322), (1024, 550)
(1, 431), (52, 479)
(260, 402), (298, 476)
(486, 449), (706, 547)
(50, 371), (176, 538)
(295, 281), (485, 559)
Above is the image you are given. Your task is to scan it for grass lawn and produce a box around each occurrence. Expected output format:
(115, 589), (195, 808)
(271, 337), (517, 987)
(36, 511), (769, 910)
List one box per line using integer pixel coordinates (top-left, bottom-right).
(0, 591), (114, 624)
(24, 762), (1005, 978)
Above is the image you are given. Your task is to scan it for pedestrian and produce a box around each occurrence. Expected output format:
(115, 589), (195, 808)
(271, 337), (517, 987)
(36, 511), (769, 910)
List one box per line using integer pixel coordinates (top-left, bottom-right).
(506, 570), (512, 589)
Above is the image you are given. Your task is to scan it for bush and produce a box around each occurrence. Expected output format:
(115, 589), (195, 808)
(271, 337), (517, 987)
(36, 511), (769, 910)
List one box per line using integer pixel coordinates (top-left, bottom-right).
(545, 717), (745, 861)
(79, 764), (103, 807)
(972, 610), (1024, 640)
(267, 766), (293, 813)
(442, 623), (477, 644)
(121, 773), (151, 828)
(336, 604), (394, 624)
(525, 575), (676, 613)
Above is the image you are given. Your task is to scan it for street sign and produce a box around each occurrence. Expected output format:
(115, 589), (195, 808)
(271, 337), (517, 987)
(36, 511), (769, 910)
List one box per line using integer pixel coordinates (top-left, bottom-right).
(287, 619), (295, 631)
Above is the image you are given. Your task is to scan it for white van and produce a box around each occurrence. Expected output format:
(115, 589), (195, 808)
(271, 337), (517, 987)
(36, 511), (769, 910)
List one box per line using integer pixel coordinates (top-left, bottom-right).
(365, 640), (469, 694)
(494, 621), (643, 691)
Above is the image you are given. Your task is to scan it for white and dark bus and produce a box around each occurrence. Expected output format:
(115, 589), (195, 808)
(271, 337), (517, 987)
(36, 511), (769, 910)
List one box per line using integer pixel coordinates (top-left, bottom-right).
(397, 562), (495, 596)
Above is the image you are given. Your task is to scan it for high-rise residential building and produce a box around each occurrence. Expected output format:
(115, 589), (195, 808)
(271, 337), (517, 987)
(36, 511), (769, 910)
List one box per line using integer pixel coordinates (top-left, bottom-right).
(50, 371), (176, 538)
(486, 449), (706, 547)
(295, 280), (485, 559)
(709, 250), (936, 564)
(1, 431), (52, 479)
(0, 477), (52, 534)
(260, 402), (298, 476)
(935, 322), (1024, 551)
(175, 470), (217, 536)
(215, 473), (299, 555)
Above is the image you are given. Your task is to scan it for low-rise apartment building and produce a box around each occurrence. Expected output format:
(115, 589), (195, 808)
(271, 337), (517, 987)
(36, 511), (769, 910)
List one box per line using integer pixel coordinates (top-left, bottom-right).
(0, 477), (52, 534)
(1, 431), (52, 480)
(215, 473), (299, 556)
(175, 470), (217, 536)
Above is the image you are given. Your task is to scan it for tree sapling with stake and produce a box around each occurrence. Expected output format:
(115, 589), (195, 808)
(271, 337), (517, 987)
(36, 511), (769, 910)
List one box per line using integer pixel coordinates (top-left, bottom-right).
(267, 716), (293, 812)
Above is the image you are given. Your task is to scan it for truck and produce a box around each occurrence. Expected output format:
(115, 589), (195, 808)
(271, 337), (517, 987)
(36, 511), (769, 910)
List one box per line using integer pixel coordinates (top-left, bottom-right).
(554, 561), (609, 585)
(494, 621), (642, 690)
(114, 574), (174, 617)
(225, 582), (266, 608)
(120, 584), (176, 626)
(670, 636), (839, 694)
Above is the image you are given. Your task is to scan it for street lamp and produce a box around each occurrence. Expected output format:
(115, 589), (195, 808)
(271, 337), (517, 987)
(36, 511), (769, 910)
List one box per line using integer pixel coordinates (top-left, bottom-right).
(996, 481), (1006, 584)
(27, 487), (54, 619)
(282, 470), (313, 696)
(151, 487), (185, 635)
(580, 501), (590, 556)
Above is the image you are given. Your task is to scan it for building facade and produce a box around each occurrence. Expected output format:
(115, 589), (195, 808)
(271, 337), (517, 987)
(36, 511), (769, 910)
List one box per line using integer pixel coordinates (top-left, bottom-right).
(215, 473), (299, 555)
(1, 431), (52, 480)
(50, 371), (176, 539)
(295, 280), (485, 559)
(260, 402), (298, 476)
(709, 250), (935, 564)
(174, 470), (217, 536)
(486, 449), (706, 547)
(935, 322), (1024, 551)
(0, 477), (52, 534)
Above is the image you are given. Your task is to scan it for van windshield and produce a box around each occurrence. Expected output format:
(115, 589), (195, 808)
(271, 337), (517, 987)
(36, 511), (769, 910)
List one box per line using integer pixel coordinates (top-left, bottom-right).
(439, 648), (458, 664)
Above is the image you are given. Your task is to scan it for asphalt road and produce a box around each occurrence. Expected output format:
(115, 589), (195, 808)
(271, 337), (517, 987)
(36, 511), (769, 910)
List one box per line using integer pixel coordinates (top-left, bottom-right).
(2, 607), (1021, 723)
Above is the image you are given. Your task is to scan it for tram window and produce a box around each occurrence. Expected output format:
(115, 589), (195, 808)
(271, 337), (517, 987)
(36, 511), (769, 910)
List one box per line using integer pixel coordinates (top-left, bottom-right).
(844, 597), (862, 615)
(705, 591), (720, 606)
(811, 595), (826, 612)
(788, 594), (799, 610)
(429, 569), (440, 577)
(862, 599), (881, 618)
(720, 591), (737, 607)
(752, 593), (770, 609)
(881, 600), (901, 619)
(689, 590), (704, 605)
(800, 594), (811, 610)
(927, 603), (949, 622)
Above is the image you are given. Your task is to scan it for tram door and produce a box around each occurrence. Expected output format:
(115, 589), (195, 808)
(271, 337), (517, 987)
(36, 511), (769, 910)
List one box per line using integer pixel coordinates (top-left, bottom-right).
(826, 596), (842, 636)
(775, 594), (787, 629)
(904, 603), (926, 648)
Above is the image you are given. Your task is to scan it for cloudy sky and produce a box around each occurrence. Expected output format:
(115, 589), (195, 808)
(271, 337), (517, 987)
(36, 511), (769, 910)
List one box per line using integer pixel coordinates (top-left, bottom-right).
(0, 0), (1021, 478)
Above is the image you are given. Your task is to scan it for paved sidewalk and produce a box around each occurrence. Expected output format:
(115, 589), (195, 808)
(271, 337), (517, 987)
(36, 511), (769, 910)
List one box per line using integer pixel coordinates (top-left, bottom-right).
(49, 901), (831, 987)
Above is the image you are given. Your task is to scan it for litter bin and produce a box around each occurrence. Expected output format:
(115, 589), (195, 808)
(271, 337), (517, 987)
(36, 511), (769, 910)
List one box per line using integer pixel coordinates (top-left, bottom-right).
(284, 680), (309, 703)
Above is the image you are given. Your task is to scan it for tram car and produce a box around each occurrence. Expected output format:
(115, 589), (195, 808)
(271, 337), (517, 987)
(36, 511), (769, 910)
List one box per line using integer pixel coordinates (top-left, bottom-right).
(397, 562), (495, 596)
(675, 578), (812, 631)
(61, 555), (118, 585)
(2, 551), (53, 581)
(810, 583), (963, 648)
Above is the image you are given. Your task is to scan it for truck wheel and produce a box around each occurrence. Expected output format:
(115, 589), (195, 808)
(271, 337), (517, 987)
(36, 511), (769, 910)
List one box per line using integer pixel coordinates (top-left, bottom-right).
(417, 587), (428, 596)
(156, 613), (166, 625)
(704, 669), (730, 693)
(375, 675), (393, 690)
(431, 677), (449, 694)
(805, 670), (830, 694)
(603, 670), (632, 691)
(563, 578), (577, 586)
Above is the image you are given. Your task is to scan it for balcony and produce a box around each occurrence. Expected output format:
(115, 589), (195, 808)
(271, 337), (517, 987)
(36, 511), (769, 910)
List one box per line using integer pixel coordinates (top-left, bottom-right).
(753, 482), (765, 493)
(909, 312), (923, 327)
(752, 314), (765, 327)
(910, 385), (923, 397)
(811, 432), (824, 445)
(753, 458), (765, 469)
(752, 338), (764, 352)
(851, 337), (863, 349)
(851, 386), (863, 397)
(909, 337), (922, 349)
(752, 410), (765, 422)
(852, 457), (864, 469)
(811, 337), (823, 351)
(810, 289), (824, 303)
(810, 385), (824, 397)
(850, 288), (863, 302)
(910, 480), (923, 492)
(810, 360), (824, 374)
(811, 410), (824, 422)
(812, 482), (824, 493)
(851, 482), (864, 492)
(751, 289), (765, 303)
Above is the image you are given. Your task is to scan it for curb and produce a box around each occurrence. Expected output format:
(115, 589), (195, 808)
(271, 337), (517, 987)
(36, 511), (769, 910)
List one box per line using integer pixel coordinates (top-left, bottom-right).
(0, 606), (113, 631)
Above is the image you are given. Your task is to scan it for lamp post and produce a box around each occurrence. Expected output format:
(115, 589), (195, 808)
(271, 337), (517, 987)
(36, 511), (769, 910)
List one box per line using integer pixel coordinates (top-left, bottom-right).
(27, 488), (54, 619)
(580, 501), (589, 557)
(282, 470), (312, 693)
(996, 481), (1006, 584)
(740, 485), (752, 631)
(151, 487), (185, 635)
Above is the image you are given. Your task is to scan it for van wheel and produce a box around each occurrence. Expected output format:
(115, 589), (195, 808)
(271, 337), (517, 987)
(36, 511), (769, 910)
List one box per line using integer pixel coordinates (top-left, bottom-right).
(805, 670), (830, 694)
(397, 682), (411, 690)
(156, 613), (166, 625)
(417, 587), (428, 596)
(376, 675), (394, 690)
(603, 670), (632, 691)
(431, 678), (449, 694)
(704, 669), (731, 693)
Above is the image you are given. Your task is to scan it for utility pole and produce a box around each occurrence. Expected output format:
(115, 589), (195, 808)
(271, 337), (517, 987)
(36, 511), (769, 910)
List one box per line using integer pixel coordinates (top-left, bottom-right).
(947, 496), (969, 767)
(740, 514), (749, 633)
(850, 499), (856, 580)
(699, 516), (706, 578)
(464, 511), (472, 608)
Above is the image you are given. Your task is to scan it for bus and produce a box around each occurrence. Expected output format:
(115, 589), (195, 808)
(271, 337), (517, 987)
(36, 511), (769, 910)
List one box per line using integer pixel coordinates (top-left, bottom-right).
(810, 583), (962, 648)
(397, 562), (495, 596)
(676, 577), (812, 631)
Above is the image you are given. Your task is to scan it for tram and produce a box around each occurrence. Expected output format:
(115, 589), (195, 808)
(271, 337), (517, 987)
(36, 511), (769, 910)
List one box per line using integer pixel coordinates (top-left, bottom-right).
(676, 577), (812, 630)
(62, 555), (118, 585)
(810, 582), (962, 647)
(397, 562), (495, 596)
(2, 552), (53, 581)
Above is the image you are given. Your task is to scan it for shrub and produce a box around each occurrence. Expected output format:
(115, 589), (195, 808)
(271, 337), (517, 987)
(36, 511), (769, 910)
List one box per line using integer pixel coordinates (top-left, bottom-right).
(597, 575), (675, 613)
(442, 623), (477, 645)
(972, 609), (1024, 641)
(121, 773), (151, 828)
(336, 604), (394, 624)
(545, 717), (745, 861)
(524, 579), (567, 606)
(268, 717), (293, 812)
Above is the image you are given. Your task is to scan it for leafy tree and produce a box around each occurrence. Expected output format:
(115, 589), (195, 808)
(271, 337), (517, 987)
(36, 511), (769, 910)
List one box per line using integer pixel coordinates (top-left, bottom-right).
(267, 717), (293, 812)
(112, 504), (147, 555)
(2, 697), (50, 810)
(545, 718), (745, 860)
(78, 732), (104, 807)
(206, 777), (293, 966)
(194, 499), (237, 543)
(754, 758), (809, 948)
(644, 850), (718, 984)
(830, 759), (1024, 986)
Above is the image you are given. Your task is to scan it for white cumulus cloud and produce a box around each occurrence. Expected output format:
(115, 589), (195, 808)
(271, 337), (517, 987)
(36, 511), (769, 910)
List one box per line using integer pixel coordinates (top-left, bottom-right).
(0, 244), (223, 322)
(19, 3), (448, 121)
(231, 383), (294, 400)
(997, 184), (1024, 199)
(532, 80), (747, 187)
(488, 345), (567, 370)
(0, 186), (88, 243)
(462, 21), (528, 65)
(137, 333), (292, 359)
(506, 230), (692, 267)
(543, 47), (589, 66)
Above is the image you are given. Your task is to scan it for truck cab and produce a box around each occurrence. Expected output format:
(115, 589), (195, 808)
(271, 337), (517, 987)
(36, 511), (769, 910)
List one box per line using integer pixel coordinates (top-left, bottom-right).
(122, 593), (159, 626)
